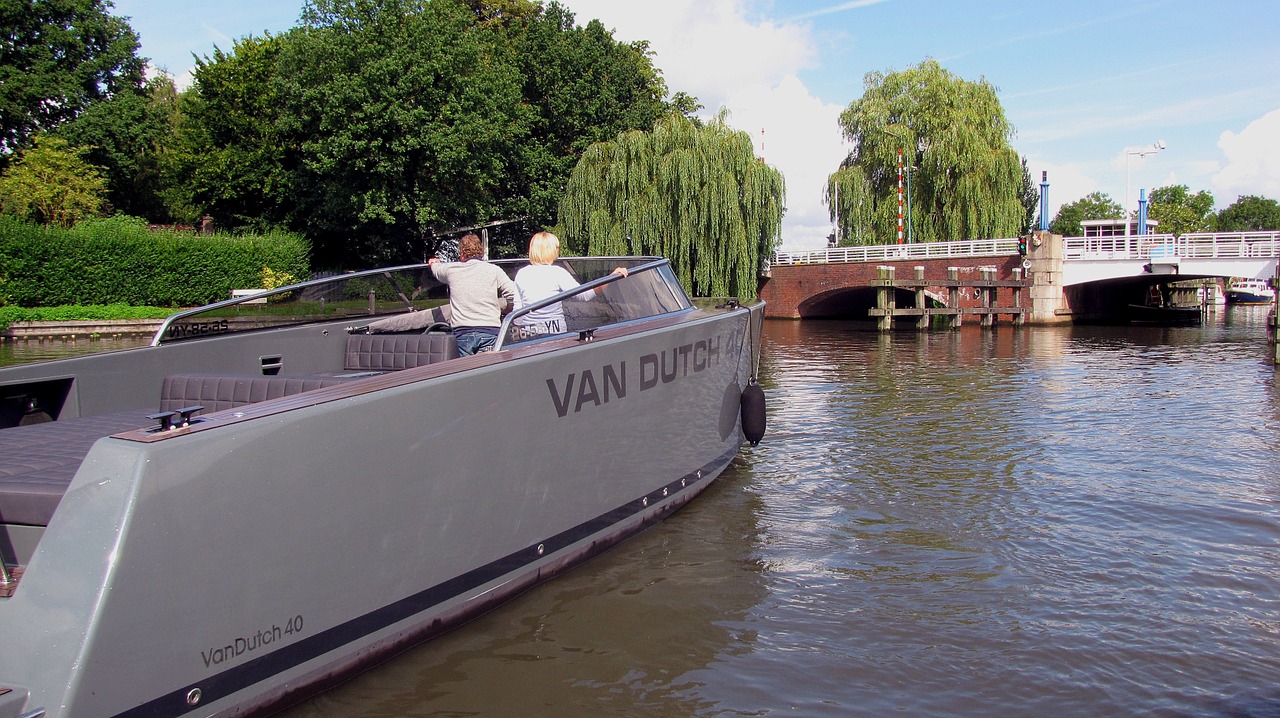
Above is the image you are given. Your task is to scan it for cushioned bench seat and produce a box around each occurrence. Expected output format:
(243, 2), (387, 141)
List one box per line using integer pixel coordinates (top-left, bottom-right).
(158, 373), (355, 413)
(158, 333), (458, 412)
(0, 411), (157, 526)
(345, 332), (458, 371)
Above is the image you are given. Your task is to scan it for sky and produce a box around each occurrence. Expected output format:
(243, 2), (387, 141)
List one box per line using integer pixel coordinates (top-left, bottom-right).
(111, 0), (1280, 250)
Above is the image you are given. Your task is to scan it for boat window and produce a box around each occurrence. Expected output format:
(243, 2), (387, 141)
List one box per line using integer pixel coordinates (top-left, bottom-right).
(153, 265), (448, 345)
(494, 258), (690, 350)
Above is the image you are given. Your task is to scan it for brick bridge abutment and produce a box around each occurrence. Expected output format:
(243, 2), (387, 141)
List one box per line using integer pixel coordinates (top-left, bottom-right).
(759, 231), (1068, 325)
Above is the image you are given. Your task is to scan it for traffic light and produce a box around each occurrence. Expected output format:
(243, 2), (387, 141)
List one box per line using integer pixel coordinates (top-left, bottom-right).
(1017, 236), (1028, 255)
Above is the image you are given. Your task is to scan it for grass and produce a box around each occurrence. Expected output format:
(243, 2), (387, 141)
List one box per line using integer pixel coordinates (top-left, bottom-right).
(0, 304), (176, 332)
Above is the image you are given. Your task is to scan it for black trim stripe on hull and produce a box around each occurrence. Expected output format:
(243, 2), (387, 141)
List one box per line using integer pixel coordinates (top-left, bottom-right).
(110, 446), (739, 718)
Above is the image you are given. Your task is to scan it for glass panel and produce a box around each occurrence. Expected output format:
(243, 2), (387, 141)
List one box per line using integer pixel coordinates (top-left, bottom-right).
(154, 265), (447, 344)
(496, 258), (690, 350)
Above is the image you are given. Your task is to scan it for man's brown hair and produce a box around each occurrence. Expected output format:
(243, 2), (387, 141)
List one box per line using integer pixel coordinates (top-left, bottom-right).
(458, 233), (484, 261)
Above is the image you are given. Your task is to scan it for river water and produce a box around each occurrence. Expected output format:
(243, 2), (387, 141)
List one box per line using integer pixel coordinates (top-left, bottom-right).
(7, 308), (1280, 716)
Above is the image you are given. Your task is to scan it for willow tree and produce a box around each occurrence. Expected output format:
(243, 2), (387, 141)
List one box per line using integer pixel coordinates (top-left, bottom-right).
(827, 59), (1024, 245)
(558, 112), (784, 299)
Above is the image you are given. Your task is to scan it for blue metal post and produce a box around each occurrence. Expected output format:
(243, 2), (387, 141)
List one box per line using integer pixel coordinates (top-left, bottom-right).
(1138, 189), (1148, 235)
(1039, 171), (1050, 231)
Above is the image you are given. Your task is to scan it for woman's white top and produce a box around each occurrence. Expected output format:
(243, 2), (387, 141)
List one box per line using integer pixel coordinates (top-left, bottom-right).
(513, 263), (595, 334)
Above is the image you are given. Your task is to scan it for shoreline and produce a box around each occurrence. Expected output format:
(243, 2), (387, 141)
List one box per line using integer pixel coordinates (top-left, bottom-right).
(1, 318), (164, 341)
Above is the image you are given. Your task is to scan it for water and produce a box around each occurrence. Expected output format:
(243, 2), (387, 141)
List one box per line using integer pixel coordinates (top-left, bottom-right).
(0, 336), (150, 367)
(10, 309), (1280, 716)
(277, 305), (1280, 717)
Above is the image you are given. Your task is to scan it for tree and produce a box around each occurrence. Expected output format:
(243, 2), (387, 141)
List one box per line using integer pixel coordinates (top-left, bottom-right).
(167, 34), (294, 229)
(163, 0), (680, 266)
(1048, 191), (1121, 237)
(1217, 194), (1280, 232)
(54, 75), (182, 221)
(0, 0), (146, 155)
(1018, 156), (1038, 235)
(558, 112), (784, 300)
(826, 59), (1024, 245)
(500, 3), (673, 234)
(0, 135), (107, 226)
(1148, 184), (1215, 236)
(275, 0), (532, 266)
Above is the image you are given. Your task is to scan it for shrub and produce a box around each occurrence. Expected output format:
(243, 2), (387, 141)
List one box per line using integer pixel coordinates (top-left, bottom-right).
(0, 215), (310, 307)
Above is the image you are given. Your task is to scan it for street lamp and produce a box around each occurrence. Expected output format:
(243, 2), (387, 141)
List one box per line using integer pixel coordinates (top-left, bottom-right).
(1124, 140), (1166, 237)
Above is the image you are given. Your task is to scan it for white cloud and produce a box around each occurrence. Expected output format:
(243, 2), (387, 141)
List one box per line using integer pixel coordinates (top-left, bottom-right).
(560, 0), (846, 250)
(143, 61), (194, 92)
(1212, 108), (1280, 203)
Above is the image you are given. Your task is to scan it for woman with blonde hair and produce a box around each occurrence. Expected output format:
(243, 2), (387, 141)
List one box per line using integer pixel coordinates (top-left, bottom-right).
(513, 232), (627, 336)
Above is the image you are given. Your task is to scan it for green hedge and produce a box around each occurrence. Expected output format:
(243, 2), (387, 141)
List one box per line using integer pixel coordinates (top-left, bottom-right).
(0, 215), (310, 308)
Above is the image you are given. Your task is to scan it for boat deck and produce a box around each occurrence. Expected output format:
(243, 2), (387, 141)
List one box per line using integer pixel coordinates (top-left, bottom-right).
(0, 411), (154, 526)
(0, 332), (459, 528)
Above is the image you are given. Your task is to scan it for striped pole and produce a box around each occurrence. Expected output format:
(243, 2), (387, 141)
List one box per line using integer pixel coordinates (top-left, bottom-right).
(897, 148), (904, 244)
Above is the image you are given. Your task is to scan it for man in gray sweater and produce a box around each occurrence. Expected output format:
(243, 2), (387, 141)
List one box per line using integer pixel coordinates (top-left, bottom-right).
(428, 233), (517, 355)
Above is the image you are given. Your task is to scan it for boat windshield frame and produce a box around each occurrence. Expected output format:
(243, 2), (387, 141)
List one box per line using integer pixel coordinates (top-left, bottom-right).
(149, 257), (690, 348)
(492, 257), (690, 351)
(150, 264), (444, 346)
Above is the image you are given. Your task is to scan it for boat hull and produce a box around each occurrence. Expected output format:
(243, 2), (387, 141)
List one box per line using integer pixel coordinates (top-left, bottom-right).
(1225, 279), (1275, 305)
(1225, 291), (1274, 305)
(0, 304), (762, 718)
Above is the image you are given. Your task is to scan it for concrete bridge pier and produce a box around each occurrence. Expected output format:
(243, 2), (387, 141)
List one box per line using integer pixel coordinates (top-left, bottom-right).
(1026, 230), (1069, 325)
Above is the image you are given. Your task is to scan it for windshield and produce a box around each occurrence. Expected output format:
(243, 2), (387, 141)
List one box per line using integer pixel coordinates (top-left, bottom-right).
(152, 264), (448, 344)
(493, 258), (690, 350)
(152, 257), (691, 348)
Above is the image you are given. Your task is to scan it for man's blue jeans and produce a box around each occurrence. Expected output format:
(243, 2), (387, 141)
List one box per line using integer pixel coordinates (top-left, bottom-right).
(454, 330), (496, 356)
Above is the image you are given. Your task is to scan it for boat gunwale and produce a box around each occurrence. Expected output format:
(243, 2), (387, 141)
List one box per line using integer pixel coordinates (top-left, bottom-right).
(112, 304), (753, 444)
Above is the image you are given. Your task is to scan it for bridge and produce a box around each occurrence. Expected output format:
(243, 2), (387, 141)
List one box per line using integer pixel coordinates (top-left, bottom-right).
(760, 231), (1280, 324)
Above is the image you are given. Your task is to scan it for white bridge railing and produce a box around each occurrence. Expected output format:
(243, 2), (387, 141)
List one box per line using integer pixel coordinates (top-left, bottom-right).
(1062, 231), (1280, 260)
(771, 232), (1280, 266)
(772, 238), (1021, 265)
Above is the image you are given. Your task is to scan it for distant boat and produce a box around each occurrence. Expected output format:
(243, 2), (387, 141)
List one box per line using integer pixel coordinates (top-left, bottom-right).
(1225, 278), (1275, 305)
(1197, 283), (1226, 306)
(1127, 303), (1201, 325)
(1129, 285), (1201, 325)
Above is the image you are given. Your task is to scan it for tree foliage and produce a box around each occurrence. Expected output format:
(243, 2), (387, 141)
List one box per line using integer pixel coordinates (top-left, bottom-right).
(1216, 194), (1280, 232)
(1018, 156), (1038, 235)
(1048, 191), (1121, 237)
(0, 0), (146, 155)
(0, 135), (107, 226)
(166, 0), (675, 267)
(277, 0), (532, 266)
(501, 3), (673, 231)
(53, 75), (181, 220)
(166, 35), (293, 229)
(1148, 184), (1216, 236)
(827, 59), (1024, 245)
(558, 112), (784, 300)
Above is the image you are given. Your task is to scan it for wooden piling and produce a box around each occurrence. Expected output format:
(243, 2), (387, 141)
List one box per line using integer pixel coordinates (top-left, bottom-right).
(948, 267), (961, 329)
(876, 265), (895, 332)
(867, 264), (1031, 332)
(914, 266), (927, 330)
